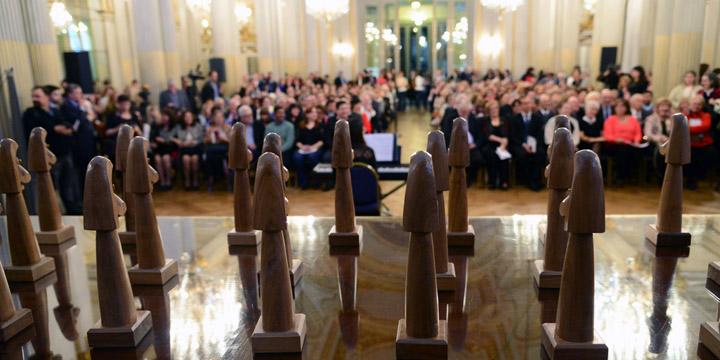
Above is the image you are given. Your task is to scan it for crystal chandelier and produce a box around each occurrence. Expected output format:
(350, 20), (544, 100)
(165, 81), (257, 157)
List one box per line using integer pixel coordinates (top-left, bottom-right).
(49, 1), (73, 29)
(187, 0), (211, 15)
(235, 3), (252, 26)
(305, 0), (349, 22)
(481, 0), (523, 17)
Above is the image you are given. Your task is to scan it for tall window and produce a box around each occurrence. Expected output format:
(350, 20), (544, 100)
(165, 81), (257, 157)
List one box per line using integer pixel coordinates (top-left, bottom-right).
(435, 2), (448, 75)
(452, 1), (468, 69)
(365, 6), (380, 74)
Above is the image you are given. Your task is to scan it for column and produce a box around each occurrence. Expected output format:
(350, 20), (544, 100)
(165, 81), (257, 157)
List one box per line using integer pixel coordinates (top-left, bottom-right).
(212, 0), (241, 92)
(160, 0), (181, 85)
(19, 0), (63, 85)
(176, 0), (204, 74)
(0, 1), (35, 138)
(651, 0), (705, 97)
(256, 0), (285, 76)
(556, 0), (581, 73)
(700, 0), (720, 66)
(96, 1), (124, 89)
(132, 0), (168, 102)
(114, 0), (139, 87)
(590, 0), (626, 86)
(621, 0), (657, 71)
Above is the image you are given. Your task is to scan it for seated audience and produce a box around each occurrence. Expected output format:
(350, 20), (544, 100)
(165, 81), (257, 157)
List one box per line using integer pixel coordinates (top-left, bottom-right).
(204, 106), (231, 191)
(348, 116), (377, 169)
(103, 94), (142, 160)
(292, 107), (325, 189)
(668, 71), (701, 109)
(579, 100), (604, 154)
(151, 109), (177, 190)
(481, 101), (510, 190)
(171, 111), (204, 190)
(603, 99), (642, 184)
(683, 95), (716, 189)
(456, 100), (485, 186)
(238, 105), (264, 161)
(544, 101), (581, 147)
(509, 95), (545, 191)
(644, 98), (673, 147)
(264, 105), (296, 165)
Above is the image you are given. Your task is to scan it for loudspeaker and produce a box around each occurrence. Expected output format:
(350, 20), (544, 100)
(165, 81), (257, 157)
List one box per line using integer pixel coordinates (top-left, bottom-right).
(599, 47), (617, 73)
(63, 52), (93, 93)
(209, 58), (226, 83)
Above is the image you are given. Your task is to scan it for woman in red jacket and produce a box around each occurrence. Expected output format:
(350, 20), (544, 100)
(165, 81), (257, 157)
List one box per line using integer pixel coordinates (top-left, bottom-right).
(683, 95), (716, 189)
(603, 98), (643, 184)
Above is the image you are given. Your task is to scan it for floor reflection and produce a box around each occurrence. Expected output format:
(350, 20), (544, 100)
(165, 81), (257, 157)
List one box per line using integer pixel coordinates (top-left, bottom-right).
(10, 271), (57, 359)
(334, 250), (359, 350)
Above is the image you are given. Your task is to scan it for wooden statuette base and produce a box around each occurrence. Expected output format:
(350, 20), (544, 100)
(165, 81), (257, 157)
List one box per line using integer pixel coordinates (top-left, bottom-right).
(533, 260), (562, 289)
(700, 322), (720, 358)
(39, 237), (77, 256)
(118, 232), (136, 246)
(35, 225), (75, 245)
(227, 229), (261, 246)
(541, 323), (608, 360)
(706, 262), (720, 287)
(4, 257), (55, 282)
(396, 319), (448, 359)
(436, 262), (456, 292)
(128, 259), (179, 285)
(645, 224), (691, 247)
(8, 271), (57, 294)
(447, 225), (475, 247)
(698, 341), (720, 360)
(0, 309), (33, 341)
(87, 310), (152, 348)
(251, 313), (306, 353)
(288, 259), (303, 286)
(328, 225), (363, 247)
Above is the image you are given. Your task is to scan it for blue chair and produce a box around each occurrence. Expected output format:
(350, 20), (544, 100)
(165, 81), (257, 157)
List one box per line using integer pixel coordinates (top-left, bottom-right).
(350, 162), (382, 216)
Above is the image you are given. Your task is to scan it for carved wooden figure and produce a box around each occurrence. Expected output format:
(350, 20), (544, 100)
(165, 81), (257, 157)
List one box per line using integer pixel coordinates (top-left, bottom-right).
(427, 131), (456, 291)
(227, 123), (261, 246)
(27, 127), (75, 244)
(125, 137), (178, 285)
(540, 115), (572, 244)
(262, 133), (302, 285)
(251, 152), (306, 353)
(328, 120), (364, 247)
(0, 138), (55, 282)
(541, 150), (608, 360)
(396, 151), (447, 360)
(84, 156), (152, 347)
(116, 125), (137, 253)
(446, 118), (475, 247)
(534, 127), (575, 289)
(700, 260), (720, 357)
(646, 113), (692, 247)
(0, 202), (34, 342)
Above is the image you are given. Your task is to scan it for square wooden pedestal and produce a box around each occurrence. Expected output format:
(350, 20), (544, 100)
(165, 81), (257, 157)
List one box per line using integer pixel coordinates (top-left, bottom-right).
(8, 271), (57, 295)
(706, 263), (720, 300)
(128, 259), (178, 285)
(541, 323), (608, 360)
(436, 262), (456, 292)
(0, 309), (33, 341)
(227, 229), (261, 246)
(39, 237), (77, 256)
(87, 310), (152, 348)
(533, 260), (562, 289)
(119, 232), (137, 255)
(251, 313), (306, 353)
(645, 224), (691, 247)
(4, 257), (55, 282)
(131, 275), (180, 297)
(36, 225), (75, 245)
(447, 225), (475, 247)
(328, 225), (363, 247)
(0, 324), (34, 354)
(396, 319), (448, 359)
(700, 322), (720, 359)
(699, 341), (720, 360)
(643, 239), (690, 258)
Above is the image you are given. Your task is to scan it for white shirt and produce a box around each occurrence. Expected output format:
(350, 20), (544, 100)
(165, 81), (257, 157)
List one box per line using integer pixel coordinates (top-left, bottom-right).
(414, 76), (425, 91)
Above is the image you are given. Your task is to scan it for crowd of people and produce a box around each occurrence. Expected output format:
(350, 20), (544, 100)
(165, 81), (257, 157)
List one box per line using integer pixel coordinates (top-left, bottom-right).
(20, 63), (720, 214)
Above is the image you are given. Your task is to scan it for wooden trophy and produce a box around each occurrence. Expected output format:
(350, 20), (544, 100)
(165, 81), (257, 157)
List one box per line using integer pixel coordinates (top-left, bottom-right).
(396, 151), (447, 360)
(84, 156), (152, 347)
(700, 259), (720, 357)
(0, 138), (55, 282)
(227, 123), (261, 246)
(427, 130), (456, 291)
(116, 124), (137, 253)
(336, 253), (359, 350)
(534, 127), (574, 289)
(0, 203), (34, 342)
(251, 152), (306, 354)
(262, 133), (302, 285)
(27, 127), (75, 244)
(541, 150), (608, 360)
(446, 118), (475, 247)
(328, 120), (363, 247)
(646, 113), (692, 247)
(540, 115), (572, 244)
(125, 137), (178, 285)
(51, 249), (80, 341)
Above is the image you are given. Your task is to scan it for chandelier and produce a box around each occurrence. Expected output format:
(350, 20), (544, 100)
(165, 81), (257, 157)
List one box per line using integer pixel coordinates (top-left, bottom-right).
(235, 3), (252, 26)
(481, 0), (523, 18)
(365, 22), (380, 42)
(305, 0), (349, 22)
(49, 1), (73, 29)
(187, 0), (211, 15)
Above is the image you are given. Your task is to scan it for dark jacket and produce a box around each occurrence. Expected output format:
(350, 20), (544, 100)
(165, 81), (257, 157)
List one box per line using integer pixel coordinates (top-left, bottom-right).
(159, 89), (191, 110)
(60, 100), (96, 161)
(510, 112), (545, 148)
(201, 81), (220, 103)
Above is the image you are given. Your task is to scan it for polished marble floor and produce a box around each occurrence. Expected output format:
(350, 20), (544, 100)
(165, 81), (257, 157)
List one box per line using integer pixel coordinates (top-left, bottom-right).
(0, 214), (718, 359)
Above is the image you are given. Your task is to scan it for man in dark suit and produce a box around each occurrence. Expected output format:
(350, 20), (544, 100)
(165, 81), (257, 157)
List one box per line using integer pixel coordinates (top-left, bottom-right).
(534, 94), (556, 124)
(61, 83), (96, 196)
(630, 93), (652, 124)
(321, 100), (351, 163)
(200, 70), (221, 103)
(456, 101), (485, 185)
(440, 94), (459, 146)
(510, 95), (546, 191)
(599, 89), (615, 121)
(159, 78), (191, 110)
(334, 71), (346, 87)
(238, 105), (264, 161)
